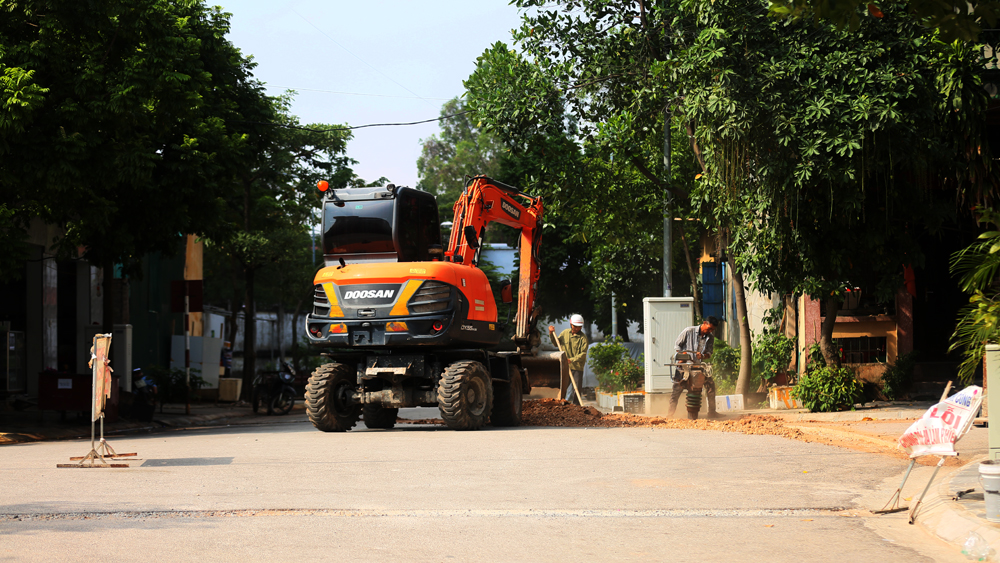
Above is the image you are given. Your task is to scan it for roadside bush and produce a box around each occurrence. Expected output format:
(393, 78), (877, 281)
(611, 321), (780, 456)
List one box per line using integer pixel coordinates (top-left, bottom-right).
(752, 331), (796, 387)
(598, 354), (644, 393)
(590, 337), (643, 392)
(708, 340), (739, 395)
(709, 339), (740, 379)
(589, 337), (629, 377)
(793, 365), (862, 412)
(881, 352), (918, 401)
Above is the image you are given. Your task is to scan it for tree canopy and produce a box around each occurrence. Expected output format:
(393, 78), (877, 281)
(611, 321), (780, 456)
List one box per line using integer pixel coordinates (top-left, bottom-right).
(0, 0), (271, 281)
(463, 0), (993, 389)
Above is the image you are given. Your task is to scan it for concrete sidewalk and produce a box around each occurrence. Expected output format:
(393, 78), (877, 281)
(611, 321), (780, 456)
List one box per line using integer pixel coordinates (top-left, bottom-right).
(913, 454), (1000, 558)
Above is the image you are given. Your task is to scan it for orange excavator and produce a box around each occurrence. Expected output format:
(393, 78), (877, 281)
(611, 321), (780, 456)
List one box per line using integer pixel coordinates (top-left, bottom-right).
(303, 176), (553, 431)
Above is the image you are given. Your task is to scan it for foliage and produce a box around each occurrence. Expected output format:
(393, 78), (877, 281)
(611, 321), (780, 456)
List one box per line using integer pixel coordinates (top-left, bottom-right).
(950, 208), (1000, 383)
(752, 332), (797, 386)
(881, 351), (918, 400)
(588, 337), (644, 392)
(601, 355), (645, 393)
(793, 365), (863, 412)
(465, 0), (988, 384)
(0, 0), (277, 281)
(807, 343), (827, 369)
(417, 97), (505, 220)
(463, 16), (700, 335)
(676, 0), (987, 367)
(145, 365), (206, 407)
(767, 0), (1000, 42)
(201, 93), (353, 391)
(589, 337), (632, 381)
(709, 339), (740, 379)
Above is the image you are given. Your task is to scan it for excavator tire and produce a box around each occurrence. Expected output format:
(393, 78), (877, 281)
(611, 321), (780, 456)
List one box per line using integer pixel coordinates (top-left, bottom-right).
(490, 365), (523, 427)
(306, 362), (361, 432)
(362, 404), (399, 429)
(438, 360), (493, 430)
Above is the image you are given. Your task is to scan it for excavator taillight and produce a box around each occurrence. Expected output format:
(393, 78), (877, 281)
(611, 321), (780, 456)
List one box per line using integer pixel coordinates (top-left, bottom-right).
(432, 322), (443, 332)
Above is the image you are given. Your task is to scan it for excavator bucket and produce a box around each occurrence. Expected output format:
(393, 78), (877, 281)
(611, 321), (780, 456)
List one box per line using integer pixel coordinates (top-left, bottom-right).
(520, 351), (570, 398)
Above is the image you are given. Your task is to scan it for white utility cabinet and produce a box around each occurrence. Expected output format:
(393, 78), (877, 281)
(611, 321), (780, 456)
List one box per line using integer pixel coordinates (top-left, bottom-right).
(171, 336), (224, 389)
(642, 297), (695, 392)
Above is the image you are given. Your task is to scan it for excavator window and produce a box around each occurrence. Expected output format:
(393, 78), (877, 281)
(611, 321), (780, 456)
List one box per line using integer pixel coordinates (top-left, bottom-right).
(393, 189), (441, 262)
(321, 187), (441, 263)
(323, 200), (395, 256)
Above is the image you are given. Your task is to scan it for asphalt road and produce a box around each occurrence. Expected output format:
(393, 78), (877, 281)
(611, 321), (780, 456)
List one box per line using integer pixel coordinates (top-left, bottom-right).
(0, 409), (965, 562)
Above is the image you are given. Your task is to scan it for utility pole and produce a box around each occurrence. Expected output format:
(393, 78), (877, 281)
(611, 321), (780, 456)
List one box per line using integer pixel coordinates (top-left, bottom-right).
(611, 292), (618, 338)
(663, 110), (673, 297)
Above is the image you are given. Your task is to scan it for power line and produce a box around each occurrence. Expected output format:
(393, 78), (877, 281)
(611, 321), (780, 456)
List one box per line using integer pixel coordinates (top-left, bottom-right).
(255, 109), (472, 133)
(265, 86), (451, 101)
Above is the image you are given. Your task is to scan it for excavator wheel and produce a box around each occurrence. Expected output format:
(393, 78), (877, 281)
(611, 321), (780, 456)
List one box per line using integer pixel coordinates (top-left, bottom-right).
(438, 360), (493, 430)
(490, 365), (523, 427)
(306, 362), (361, 432)
(362, 404), (399, 429)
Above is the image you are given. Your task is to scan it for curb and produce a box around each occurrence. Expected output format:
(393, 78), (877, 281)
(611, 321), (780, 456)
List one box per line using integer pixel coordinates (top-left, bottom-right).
(915, 454), (1000, 554)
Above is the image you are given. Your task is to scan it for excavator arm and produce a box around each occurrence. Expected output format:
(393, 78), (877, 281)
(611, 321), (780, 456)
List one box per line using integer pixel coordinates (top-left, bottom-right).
(445, 176), (544, 351)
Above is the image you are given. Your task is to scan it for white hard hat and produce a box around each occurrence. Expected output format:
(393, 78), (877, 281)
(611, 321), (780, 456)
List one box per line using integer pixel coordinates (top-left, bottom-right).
(570, 314), (584, 326)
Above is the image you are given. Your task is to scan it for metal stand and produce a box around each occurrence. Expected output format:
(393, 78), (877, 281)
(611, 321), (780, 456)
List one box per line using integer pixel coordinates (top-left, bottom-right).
(57, 413), (135, 468)
(57, 333), (136, 468)
(908, 456), (947, 524)
(874, 455), (953, 523)
(875, 459), (915, 514)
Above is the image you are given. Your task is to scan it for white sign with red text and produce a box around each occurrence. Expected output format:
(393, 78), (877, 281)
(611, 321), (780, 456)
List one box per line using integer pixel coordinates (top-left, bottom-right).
(898, 386), (982, 458)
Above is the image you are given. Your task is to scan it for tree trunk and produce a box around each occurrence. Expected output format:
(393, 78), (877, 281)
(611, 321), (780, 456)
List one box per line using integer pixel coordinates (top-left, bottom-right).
(678, 221), (701, 318)
(732, 265), (754, 396)
(242, 267), (257, 401)
(819, 297), (841, 367)
(226, 256), (241, 345)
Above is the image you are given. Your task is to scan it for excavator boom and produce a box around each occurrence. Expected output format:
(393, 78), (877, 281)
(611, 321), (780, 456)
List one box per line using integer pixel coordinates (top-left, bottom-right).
(445, 176), (544, 351)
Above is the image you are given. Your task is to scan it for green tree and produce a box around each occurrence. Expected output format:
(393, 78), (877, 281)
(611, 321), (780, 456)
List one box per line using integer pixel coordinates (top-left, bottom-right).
(417, 97), (505, 220)
(0, 0), (270, 317)
(950, 208), (1000, 383)
(674, 0), (987, 371)
(203, 98), (353, 396)
(464, 41), (700, 338)
(768, 0), (1000, 42)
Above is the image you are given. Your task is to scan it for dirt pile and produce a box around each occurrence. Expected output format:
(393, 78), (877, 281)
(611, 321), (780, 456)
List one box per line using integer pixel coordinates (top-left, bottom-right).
(520, 399), (803, 440)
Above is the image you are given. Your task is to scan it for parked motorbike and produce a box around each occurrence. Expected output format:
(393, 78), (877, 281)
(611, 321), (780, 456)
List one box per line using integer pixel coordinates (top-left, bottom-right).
(251, 362), (297, 415)
(130, 368), (157, 422)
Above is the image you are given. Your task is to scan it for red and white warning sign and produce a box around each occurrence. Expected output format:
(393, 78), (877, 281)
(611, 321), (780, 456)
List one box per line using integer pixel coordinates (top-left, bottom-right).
(898, 386), (983, 458)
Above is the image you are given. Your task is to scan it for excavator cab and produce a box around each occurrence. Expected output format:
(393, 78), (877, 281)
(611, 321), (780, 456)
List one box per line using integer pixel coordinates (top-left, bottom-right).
(307, 183), (501, 350)
(322, 185), (441, 265)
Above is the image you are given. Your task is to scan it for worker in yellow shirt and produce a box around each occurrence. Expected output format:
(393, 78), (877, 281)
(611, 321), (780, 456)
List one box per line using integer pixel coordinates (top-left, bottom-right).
(555, 314), (589, 404)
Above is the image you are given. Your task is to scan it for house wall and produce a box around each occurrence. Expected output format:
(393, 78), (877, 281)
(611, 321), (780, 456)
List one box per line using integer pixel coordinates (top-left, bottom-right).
(797, 291), (913, 375)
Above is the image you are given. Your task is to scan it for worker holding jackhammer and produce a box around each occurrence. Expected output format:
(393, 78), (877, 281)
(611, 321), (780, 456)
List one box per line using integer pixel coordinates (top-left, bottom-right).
(555, 314), (589, 404)
(667, 316), (720, 419)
